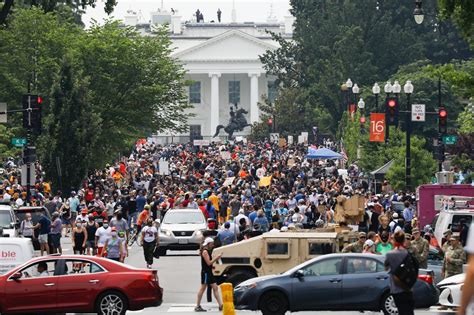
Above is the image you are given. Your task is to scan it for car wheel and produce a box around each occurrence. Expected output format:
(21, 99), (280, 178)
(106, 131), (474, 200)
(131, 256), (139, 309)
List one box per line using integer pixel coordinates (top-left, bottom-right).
(96, 291), (128, 315)
(259, 291), (288, 315)
(381, 293), (398, 315)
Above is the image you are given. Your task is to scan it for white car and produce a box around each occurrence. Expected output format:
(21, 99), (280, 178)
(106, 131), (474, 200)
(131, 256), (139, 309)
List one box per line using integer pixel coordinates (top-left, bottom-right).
(437, 273), (465, 309)
(158, 208), (207, 256)
(0, 204), (19, 238)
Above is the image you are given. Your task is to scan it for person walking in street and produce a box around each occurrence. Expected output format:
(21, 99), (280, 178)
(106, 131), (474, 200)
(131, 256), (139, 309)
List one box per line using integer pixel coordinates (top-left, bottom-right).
(410, 228), (429, 268)
(442, 233), (466, 279)
(376, 232), (393, 255)
(141, 218), (158, 269)
(137, 204), (151, 232)
(95, 219), (111, 257)
(195, 237), (223, 312)
(32, 209), (51, 256)
(85, 215), (99, 255)
(102, 227), (124, 262)
(20, 213), (34, 240)
(72, 220), (87, 255)
(50, 212), (63, 254)
(384, 231), (415, 315)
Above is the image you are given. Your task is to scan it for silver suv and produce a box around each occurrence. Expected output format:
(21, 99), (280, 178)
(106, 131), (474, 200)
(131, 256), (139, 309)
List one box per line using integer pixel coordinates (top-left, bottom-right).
(158, 208), (207, 256)
(0, 204), (19, 237)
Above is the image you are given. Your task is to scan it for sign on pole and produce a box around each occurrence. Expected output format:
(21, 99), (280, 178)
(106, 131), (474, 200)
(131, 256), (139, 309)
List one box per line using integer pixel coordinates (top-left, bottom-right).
(0, 103), (6, 123)
(369, 113), (385, 142)
(11, 138), (27, 147)
(442, 135), (458, 145)
(21, 164), (35, 186)
(193, 139), (210, 146)
(411, 104), (425, 122)
(287, 135), (293, 145)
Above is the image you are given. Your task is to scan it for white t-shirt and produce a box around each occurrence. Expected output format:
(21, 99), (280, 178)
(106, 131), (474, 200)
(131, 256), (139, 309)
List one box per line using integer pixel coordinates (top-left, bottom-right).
(95, 226), (111, 247)
(141, 226), (158, 243)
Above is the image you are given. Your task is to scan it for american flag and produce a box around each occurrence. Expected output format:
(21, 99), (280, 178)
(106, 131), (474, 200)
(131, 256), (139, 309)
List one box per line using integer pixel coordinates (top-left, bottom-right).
(340, 139), (348, 168)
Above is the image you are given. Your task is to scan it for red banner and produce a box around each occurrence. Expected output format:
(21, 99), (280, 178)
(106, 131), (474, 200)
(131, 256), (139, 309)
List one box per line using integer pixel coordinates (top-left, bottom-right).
(370, 113), (385, 142)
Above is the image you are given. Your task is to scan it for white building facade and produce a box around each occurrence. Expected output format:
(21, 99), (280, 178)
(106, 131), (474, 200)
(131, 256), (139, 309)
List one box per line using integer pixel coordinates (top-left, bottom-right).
(125, 10), (293, 141)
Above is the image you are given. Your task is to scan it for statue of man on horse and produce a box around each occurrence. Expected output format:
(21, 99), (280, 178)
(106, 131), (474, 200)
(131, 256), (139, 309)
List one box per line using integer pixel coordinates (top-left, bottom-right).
(213, 105), (252, 139)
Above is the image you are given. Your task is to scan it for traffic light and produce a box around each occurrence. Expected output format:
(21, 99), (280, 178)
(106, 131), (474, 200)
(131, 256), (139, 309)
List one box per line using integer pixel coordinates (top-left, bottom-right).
(267, 118), (273, 126)
(22, 94), (42, 133)
(385, 97), (399, 126)
(438, 108), (447, 134)
(359, 116), (366, 134)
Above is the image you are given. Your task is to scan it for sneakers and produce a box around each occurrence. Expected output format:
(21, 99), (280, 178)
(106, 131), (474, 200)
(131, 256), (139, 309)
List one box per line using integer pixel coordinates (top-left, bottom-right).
(194, 305), (206, 312)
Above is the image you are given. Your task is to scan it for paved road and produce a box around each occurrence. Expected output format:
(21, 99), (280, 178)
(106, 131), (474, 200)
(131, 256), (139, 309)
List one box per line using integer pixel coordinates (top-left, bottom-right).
(60, 239), (449, 315)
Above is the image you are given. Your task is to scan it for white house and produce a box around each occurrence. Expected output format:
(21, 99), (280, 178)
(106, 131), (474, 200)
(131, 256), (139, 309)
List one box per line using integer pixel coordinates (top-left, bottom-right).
(124, 8), (294, 141)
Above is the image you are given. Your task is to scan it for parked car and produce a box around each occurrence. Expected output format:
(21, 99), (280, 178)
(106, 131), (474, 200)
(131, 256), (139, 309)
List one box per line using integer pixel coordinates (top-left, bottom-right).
(0, 255), (163, 314)
(437, 273), (464, 310)
(0, 204), (19, 237)
(14, 206), (52, 251)
(234, 253), (438, 315)
(158, 208), (207, 255)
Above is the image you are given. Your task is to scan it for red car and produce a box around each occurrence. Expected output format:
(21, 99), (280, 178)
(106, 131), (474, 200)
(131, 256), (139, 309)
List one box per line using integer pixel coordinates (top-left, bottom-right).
(0, 255), (163, 314)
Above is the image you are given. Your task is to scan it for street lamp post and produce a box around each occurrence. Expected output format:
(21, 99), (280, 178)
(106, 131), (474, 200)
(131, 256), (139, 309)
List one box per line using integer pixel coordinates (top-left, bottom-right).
(341, 83), (349, 112)
(413, 0), (424, 24)
(372, 83), (380, 111)
(357, 97), (365, 159)
(352, 84), (360, 109)
(346, 78), (353, 111)
(404, 80), (414, 192)
(384, 81), (393, 142)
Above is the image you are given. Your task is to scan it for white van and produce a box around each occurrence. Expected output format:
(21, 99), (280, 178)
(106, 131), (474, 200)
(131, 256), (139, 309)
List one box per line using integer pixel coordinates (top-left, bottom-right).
(0, 238), (35, 275)
(432, 196), (474, 245)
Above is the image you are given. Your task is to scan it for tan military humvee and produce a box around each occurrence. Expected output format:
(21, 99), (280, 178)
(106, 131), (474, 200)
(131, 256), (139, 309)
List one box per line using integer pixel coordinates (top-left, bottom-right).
(212, 229), (358, 286)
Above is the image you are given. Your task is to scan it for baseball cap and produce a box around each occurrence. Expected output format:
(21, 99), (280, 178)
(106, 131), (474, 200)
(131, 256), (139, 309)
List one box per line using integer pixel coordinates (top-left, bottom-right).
(392, 213), (399, 219)
(358, 232), (367, 238)
(111, 227), (117, 232)
(203, 237), (214, 247)
(364, 240), (374, 247)
(412, 228), (420, 234)
(450, 233), (460, 241)
(443, 229), (452, 236)
(81, 209), (88, 214)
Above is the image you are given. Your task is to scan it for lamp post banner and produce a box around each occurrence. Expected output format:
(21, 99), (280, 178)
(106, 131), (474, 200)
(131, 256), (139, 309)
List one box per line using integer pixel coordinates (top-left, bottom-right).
(370, 113), (385, 142)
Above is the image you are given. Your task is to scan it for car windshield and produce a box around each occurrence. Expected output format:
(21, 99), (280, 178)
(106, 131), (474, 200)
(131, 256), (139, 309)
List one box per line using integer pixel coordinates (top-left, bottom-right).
(0, 211), (12, 228)
(163, 212), (204, 224)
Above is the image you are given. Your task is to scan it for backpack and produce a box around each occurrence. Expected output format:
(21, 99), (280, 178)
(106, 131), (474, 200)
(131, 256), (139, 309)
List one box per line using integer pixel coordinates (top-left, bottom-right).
(392, 251), (419, 289)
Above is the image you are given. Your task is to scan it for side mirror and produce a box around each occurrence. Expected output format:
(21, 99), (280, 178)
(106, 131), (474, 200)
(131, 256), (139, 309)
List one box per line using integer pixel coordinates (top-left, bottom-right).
(294, 269), (304, 278)
(10, 272), (22, 281)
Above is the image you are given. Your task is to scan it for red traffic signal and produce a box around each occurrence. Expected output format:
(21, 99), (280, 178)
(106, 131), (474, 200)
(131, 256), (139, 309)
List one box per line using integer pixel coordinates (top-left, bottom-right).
(439, 108), (447, 134)
(388, 99), (397, 108)
(267, 118), (273, 126)
(37, 96), (43, 104)
(385, 97), (399, 126)
(359, 116), (366, 123)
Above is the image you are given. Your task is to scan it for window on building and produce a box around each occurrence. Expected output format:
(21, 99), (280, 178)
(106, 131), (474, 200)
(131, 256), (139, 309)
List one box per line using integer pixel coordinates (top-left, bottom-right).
(189, 81), (201, 104)
(189, 125), (202, 141)
(268, 81), (278, 103)
(229, 80), (240, 104)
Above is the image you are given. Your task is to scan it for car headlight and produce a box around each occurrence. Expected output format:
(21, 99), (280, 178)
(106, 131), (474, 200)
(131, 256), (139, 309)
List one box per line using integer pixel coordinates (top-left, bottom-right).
(160, 229), (172, 237)
(235, 283), (257, 291)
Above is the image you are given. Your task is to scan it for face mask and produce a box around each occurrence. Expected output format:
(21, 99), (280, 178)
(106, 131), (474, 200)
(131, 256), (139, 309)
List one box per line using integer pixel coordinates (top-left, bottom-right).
(381, 237), (389, 242)
(76, 223), (82, 228)
(103, 224), (109, 228)
(111, 232), (117, 237)
(116, 215), (122, 220)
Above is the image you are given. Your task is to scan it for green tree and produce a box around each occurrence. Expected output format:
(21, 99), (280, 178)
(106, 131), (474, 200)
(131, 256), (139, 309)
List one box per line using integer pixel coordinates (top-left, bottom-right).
(386, 135), (437, 191)
(39, 58), (101, 193)
(457, 106), (474, 133)
(0, 125), (21, 162)
(438, 0), (474, 44)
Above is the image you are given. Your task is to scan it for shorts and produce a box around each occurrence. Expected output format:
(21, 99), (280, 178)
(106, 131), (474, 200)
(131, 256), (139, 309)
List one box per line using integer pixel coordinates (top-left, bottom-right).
(38, 234), (48, 244)
(201, 271), (216, 285)
(86, 240), (95, 249)
(97, 246), (105, 256)
(61, 218), (71, 225)
(51, 234), (61, 248)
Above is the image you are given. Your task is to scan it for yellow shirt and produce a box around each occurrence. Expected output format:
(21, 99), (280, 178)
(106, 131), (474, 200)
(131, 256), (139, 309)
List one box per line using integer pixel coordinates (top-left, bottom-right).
(209, 195), (220, 211)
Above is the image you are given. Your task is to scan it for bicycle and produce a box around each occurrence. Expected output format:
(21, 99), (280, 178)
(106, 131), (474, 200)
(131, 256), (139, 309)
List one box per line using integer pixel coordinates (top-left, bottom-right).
(127, 220), (142, 247)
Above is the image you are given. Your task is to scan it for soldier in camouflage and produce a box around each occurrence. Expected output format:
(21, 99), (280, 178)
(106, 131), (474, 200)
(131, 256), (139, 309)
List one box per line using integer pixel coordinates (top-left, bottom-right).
(410, 228), (429, 268)
(442, 234), (467, 279)
(441, 229), (452, 254)
(342, 232), (366, 253)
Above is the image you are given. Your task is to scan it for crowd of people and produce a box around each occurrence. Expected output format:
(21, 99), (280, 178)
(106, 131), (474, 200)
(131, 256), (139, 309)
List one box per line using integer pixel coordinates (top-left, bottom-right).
(0, 139), (469, 313)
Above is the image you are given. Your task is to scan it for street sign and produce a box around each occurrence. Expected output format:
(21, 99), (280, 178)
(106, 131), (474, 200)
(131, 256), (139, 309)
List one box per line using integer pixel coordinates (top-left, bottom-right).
(20, 164), (36, 186)
(442, 135), (458, 145)
(369, 113), (385, 142)
(0, 103), (6, 123)
(411, 104), (425, 122)
(11, 138), (27, 147)
(193, 139), (210, 146)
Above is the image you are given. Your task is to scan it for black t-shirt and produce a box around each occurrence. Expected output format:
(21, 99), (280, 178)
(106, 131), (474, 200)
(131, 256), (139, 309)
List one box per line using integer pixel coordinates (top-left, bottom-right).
(201, 249), (213, 274)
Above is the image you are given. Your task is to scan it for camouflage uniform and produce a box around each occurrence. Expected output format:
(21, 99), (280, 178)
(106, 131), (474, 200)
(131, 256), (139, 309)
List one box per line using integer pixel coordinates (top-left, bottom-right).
(443, 244), (467, 278)
(342, 241), (364, 253)
(410, 237), (429, 268)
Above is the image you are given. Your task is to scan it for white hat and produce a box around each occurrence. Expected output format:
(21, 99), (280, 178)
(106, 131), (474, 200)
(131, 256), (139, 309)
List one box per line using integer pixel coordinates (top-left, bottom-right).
(364, 240), (374, 247)
(392, 212), (399, 219)
(203, 237), (214, 247)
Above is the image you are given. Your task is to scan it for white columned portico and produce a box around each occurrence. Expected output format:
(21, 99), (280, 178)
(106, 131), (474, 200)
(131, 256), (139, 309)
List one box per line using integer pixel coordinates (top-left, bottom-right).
(209, 72), (221, 136)
(249, 72), (260, 124)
